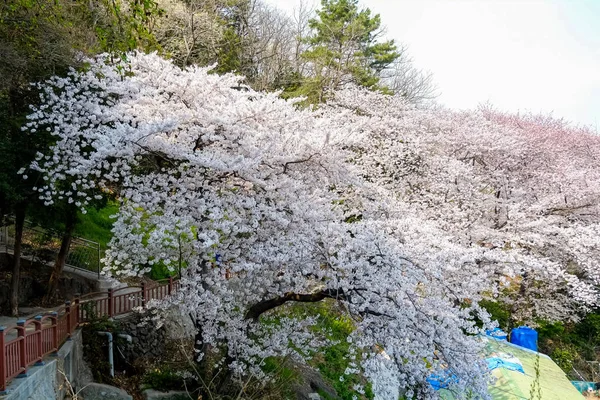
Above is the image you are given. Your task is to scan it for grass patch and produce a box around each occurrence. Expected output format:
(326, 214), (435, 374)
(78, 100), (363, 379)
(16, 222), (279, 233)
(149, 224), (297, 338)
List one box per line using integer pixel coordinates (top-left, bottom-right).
(265, 300), (374, 400)
(74, 201), (119, 247)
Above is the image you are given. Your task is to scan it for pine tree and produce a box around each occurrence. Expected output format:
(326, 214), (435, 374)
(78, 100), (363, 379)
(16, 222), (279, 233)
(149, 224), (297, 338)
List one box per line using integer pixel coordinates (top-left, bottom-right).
(295, 0), (400, 104)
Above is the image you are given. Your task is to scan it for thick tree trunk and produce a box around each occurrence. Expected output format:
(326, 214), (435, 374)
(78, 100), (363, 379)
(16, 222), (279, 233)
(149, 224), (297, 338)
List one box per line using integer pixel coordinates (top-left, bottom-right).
(10, 205), (26, 317)
(44, 210), (76, 304)
(509, 272), (529, 331)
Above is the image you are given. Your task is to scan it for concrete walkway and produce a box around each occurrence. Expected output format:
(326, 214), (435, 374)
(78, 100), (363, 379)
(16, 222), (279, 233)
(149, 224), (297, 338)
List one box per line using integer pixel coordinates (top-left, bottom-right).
(0, 310), (56, 341)
(2, 248), (114, 291)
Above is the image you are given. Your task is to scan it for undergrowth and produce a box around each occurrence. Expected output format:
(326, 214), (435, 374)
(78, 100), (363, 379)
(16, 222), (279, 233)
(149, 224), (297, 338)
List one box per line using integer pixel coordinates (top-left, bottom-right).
(268, 300), (375, 400)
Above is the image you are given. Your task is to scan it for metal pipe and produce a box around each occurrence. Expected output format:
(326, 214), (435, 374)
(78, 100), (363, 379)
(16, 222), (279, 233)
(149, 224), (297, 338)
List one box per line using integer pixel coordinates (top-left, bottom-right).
(117, 334), (132, 343)
(97, 332), (133, 377)
(97, 331), (114, 377)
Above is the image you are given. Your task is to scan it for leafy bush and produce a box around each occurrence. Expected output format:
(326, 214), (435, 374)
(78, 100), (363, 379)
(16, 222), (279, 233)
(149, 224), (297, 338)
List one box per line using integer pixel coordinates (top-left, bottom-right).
(143, 367), (190, 391)
(550, 346), (578, 373)
(149, 261), (177, 280)
(479, 299), (511, 330)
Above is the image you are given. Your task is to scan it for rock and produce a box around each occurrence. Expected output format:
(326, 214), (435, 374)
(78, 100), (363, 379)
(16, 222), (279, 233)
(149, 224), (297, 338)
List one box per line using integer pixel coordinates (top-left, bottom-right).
(292, 364), (340, 400)
(142, 389), (190, 400)
(162, 305), (196, 340)
(79, 383), (133, 400)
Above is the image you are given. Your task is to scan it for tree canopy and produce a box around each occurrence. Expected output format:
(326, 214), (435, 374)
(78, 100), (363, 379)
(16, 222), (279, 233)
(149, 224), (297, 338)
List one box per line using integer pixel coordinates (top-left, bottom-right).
(3, 0), (599, 397)
(24, 52), (600, 398)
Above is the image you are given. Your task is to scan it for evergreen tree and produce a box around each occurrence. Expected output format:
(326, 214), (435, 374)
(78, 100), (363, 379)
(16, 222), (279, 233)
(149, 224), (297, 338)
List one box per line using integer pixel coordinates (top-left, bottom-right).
(295, 0), (400, 103)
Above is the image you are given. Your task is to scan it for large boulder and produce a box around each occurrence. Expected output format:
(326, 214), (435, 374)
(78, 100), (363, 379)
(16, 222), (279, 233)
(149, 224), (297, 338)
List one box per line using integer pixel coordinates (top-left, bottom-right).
(79, 383), (133, 400)
(161, 306), (196, 340)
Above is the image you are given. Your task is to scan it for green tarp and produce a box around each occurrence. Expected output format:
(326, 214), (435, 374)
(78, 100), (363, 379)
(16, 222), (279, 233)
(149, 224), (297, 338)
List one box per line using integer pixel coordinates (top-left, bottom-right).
(440, 337), (584, 400)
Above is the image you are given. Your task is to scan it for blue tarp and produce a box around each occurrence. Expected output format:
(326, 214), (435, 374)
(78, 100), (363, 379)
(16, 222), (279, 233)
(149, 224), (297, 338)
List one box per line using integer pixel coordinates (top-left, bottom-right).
(486, 327), (508, 341)
(427, 372), (459, 391)
(486, 356), (525, 374)
(571, 381), (597, 393)
(429, 336), (529, 391)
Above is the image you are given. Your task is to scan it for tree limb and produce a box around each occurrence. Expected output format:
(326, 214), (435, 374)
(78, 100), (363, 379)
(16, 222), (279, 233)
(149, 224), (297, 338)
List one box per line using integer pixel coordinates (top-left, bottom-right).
(245, 288), (348, 321)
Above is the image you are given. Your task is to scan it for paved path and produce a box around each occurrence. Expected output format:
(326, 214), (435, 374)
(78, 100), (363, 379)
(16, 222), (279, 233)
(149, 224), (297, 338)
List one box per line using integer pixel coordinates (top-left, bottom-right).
(0, 286), (138, 342)
(0, 308), (57, 341)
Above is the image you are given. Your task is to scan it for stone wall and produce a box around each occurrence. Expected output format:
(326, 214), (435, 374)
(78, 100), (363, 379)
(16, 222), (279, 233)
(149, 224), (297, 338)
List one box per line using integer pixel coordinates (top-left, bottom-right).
(120, 313), (168, 363)
(118, 307), (196, 365)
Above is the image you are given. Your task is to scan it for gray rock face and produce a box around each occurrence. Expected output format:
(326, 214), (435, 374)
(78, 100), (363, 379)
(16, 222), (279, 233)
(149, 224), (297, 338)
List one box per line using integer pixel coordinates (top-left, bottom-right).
(120, 313), (167, 362)
(291, 364), (340, 400)
(161, 305), (196, 340)
(142, 388), (190, 400)
(79, 383), (133, 400)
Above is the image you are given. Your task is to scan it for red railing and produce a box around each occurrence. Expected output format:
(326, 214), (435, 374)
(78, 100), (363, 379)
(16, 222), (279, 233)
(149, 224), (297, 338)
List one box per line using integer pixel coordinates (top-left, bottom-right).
(0, 277), (178, 392)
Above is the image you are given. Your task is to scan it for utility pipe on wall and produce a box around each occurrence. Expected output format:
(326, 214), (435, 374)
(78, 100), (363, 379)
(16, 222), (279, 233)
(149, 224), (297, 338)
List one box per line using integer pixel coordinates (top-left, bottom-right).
(97, 332), (114, 377)
(97, 332), (133, 377)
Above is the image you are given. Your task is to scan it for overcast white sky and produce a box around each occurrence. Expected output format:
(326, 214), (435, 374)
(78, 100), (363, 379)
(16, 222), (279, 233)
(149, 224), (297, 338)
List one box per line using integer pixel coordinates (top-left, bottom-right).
(264, 0), (600, 129)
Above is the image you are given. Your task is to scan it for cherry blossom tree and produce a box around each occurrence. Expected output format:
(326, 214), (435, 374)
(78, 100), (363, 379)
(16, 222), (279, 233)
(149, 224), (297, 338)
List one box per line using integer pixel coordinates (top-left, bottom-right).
(327, 86), (600, 323)
(24, 52), (600, 398)
(24, 52), (499, 399)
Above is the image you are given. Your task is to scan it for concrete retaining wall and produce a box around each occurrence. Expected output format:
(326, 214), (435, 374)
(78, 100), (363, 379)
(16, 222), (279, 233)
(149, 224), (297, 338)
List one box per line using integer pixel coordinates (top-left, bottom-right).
(1, 329), (90, 400)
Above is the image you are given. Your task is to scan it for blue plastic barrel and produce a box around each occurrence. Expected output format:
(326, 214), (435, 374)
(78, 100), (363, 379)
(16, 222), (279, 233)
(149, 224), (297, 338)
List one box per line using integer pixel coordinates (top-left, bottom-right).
(510, 326), (538, 351)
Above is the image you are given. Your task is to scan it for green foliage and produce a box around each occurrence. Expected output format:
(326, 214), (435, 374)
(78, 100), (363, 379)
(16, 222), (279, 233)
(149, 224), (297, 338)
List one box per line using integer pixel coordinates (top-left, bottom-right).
(315, 308), (374, 400)
(143, 366), (191, 392)
(274, 301), (374, 400)
(74, 201), (119, 247)
(212, 1), (256, 77)
(259, 357), (300, 398)
(261, 357), (296, 381)
(479, 299), (511, 331)
(214, 24), (244, 75)
(149, 260), (178, 280)
(92, 0), (163, 54)
(0, 0), (161, 92)
(291, 0), (400, 104)
(536, 320), (567, 341)
(550, 346), (578, 373)
(574, 313), (600, 343)
(0, 0), (163, 231)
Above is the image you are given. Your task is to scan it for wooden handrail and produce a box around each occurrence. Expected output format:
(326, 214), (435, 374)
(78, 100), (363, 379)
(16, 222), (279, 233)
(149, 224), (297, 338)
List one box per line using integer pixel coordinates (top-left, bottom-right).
(0, 278), (179, 392)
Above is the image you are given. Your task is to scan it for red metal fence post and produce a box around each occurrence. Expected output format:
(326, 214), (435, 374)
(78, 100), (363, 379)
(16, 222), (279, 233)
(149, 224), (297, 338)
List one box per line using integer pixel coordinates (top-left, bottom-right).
(107, 288), (114, 318)
(16, 320), (26, 377)
(168, 276), (173, 296)
(34, 316), (43, 366)
(73, 293), (79, 327)
(65, 301), (72, 340)
(50, 312), (58, 353)
(141, 282), (146, 307)
(0, 326), (6, 392)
